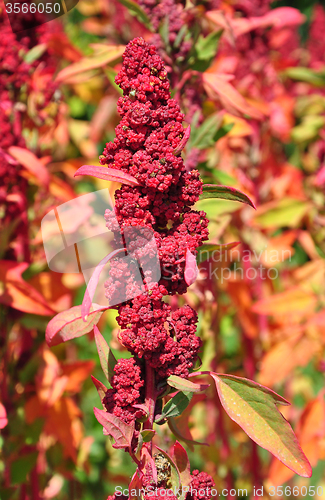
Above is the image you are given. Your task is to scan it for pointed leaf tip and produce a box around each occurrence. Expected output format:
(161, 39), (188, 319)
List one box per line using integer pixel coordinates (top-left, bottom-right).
(45, 304), (107, 347)
(200, 184), (256, 209)
(74, 165), (140, 187)
(210, 372), (312, 478)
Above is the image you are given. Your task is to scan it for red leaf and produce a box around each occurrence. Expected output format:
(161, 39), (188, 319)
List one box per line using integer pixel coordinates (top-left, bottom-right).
(91, 375), (108, 405)
(170, 441), (191, 488)
(45, 304), (107, 347)
(173, 126), (191, 155)
(81, 248), (125, 321)
(129, 470), (143, 500)
(93, 407), (134, 449)
(184, 249), (199, 286)
(203, 73), (263, 120)
(0, 402), (8, 429)
(8, 146), (50, 187)
(74, 165), (140, 187)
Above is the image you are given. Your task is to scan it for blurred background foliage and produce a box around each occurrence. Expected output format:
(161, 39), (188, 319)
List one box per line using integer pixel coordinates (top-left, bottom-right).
(0, 0), (325, 498)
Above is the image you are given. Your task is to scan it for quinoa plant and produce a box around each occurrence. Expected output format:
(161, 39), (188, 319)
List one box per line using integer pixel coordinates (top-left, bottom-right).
(46, 37), (312, 499)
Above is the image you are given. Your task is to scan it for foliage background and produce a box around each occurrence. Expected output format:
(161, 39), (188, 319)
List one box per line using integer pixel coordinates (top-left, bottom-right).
(0, 0), (325, 498)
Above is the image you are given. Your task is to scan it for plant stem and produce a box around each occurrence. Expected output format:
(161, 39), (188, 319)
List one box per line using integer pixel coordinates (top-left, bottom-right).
(143, 361), (156, 455)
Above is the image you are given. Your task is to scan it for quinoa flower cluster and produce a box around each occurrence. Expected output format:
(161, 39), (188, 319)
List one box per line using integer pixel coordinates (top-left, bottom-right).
(100, 37), (208, 420)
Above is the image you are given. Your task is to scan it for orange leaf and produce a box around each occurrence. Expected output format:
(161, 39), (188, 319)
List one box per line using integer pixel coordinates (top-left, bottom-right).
(61, 361), (95, 393)
(251, 287), (317, 319)
(8, 146), (50, 187)
(0, 261), (55, 315)
(203, 73), (263, 120)
(56, 45), (125, 82)
(259, 333), (319, 386)
(29, 272), (72, 313)
(45, 397), (82, 461)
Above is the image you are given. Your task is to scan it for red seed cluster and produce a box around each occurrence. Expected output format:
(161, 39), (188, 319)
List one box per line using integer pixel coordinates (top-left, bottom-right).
(101, 37), (208, 418)
(103, 358), (145, 424)
(137, 0), (192, 61)
(186, 470), (216, 500)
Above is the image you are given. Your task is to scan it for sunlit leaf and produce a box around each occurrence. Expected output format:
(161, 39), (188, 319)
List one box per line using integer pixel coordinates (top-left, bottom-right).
(74, 165), (140, 187)
(0, 261), (55, 316)
(8, 146), (50, 187)
(56, 45), (125, 82)
(170, 441), (191, 491)
(210, 373), (312, 477)
(167, 375), (209, 393)
(45, 304), (107, 347)
(94, 325), (117, 382)
(200, 184), (256, 208)
(203, 73), (263, 120)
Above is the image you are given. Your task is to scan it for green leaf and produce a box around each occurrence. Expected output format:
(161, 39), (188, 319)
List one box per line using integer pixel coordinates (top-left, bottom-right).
(210, 373), (312, 477)
(254, 198), (310, 228)
(213, 122), (234, 142)
(197, 242), (240, 264)
(189, 114), (222, 149)
(195, 31), (222, 61)
(24, 43), (47, 64)
(200, 185), (256, 209)
(167, 375), (209, 393)
(284, 67), (325, 87)
(155, 391), (193, 422)
(212, 170), (237, 186)
(10, 452), (38, 484)
(159, 16), (170, 51)
(94, 326), (117, 382)
(291, 115), (325, 143)
(104, 67), (123, 95)
(173, 25), (188, 49)
(141, 429), (156, 442)
(117, 0), (152, 28)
